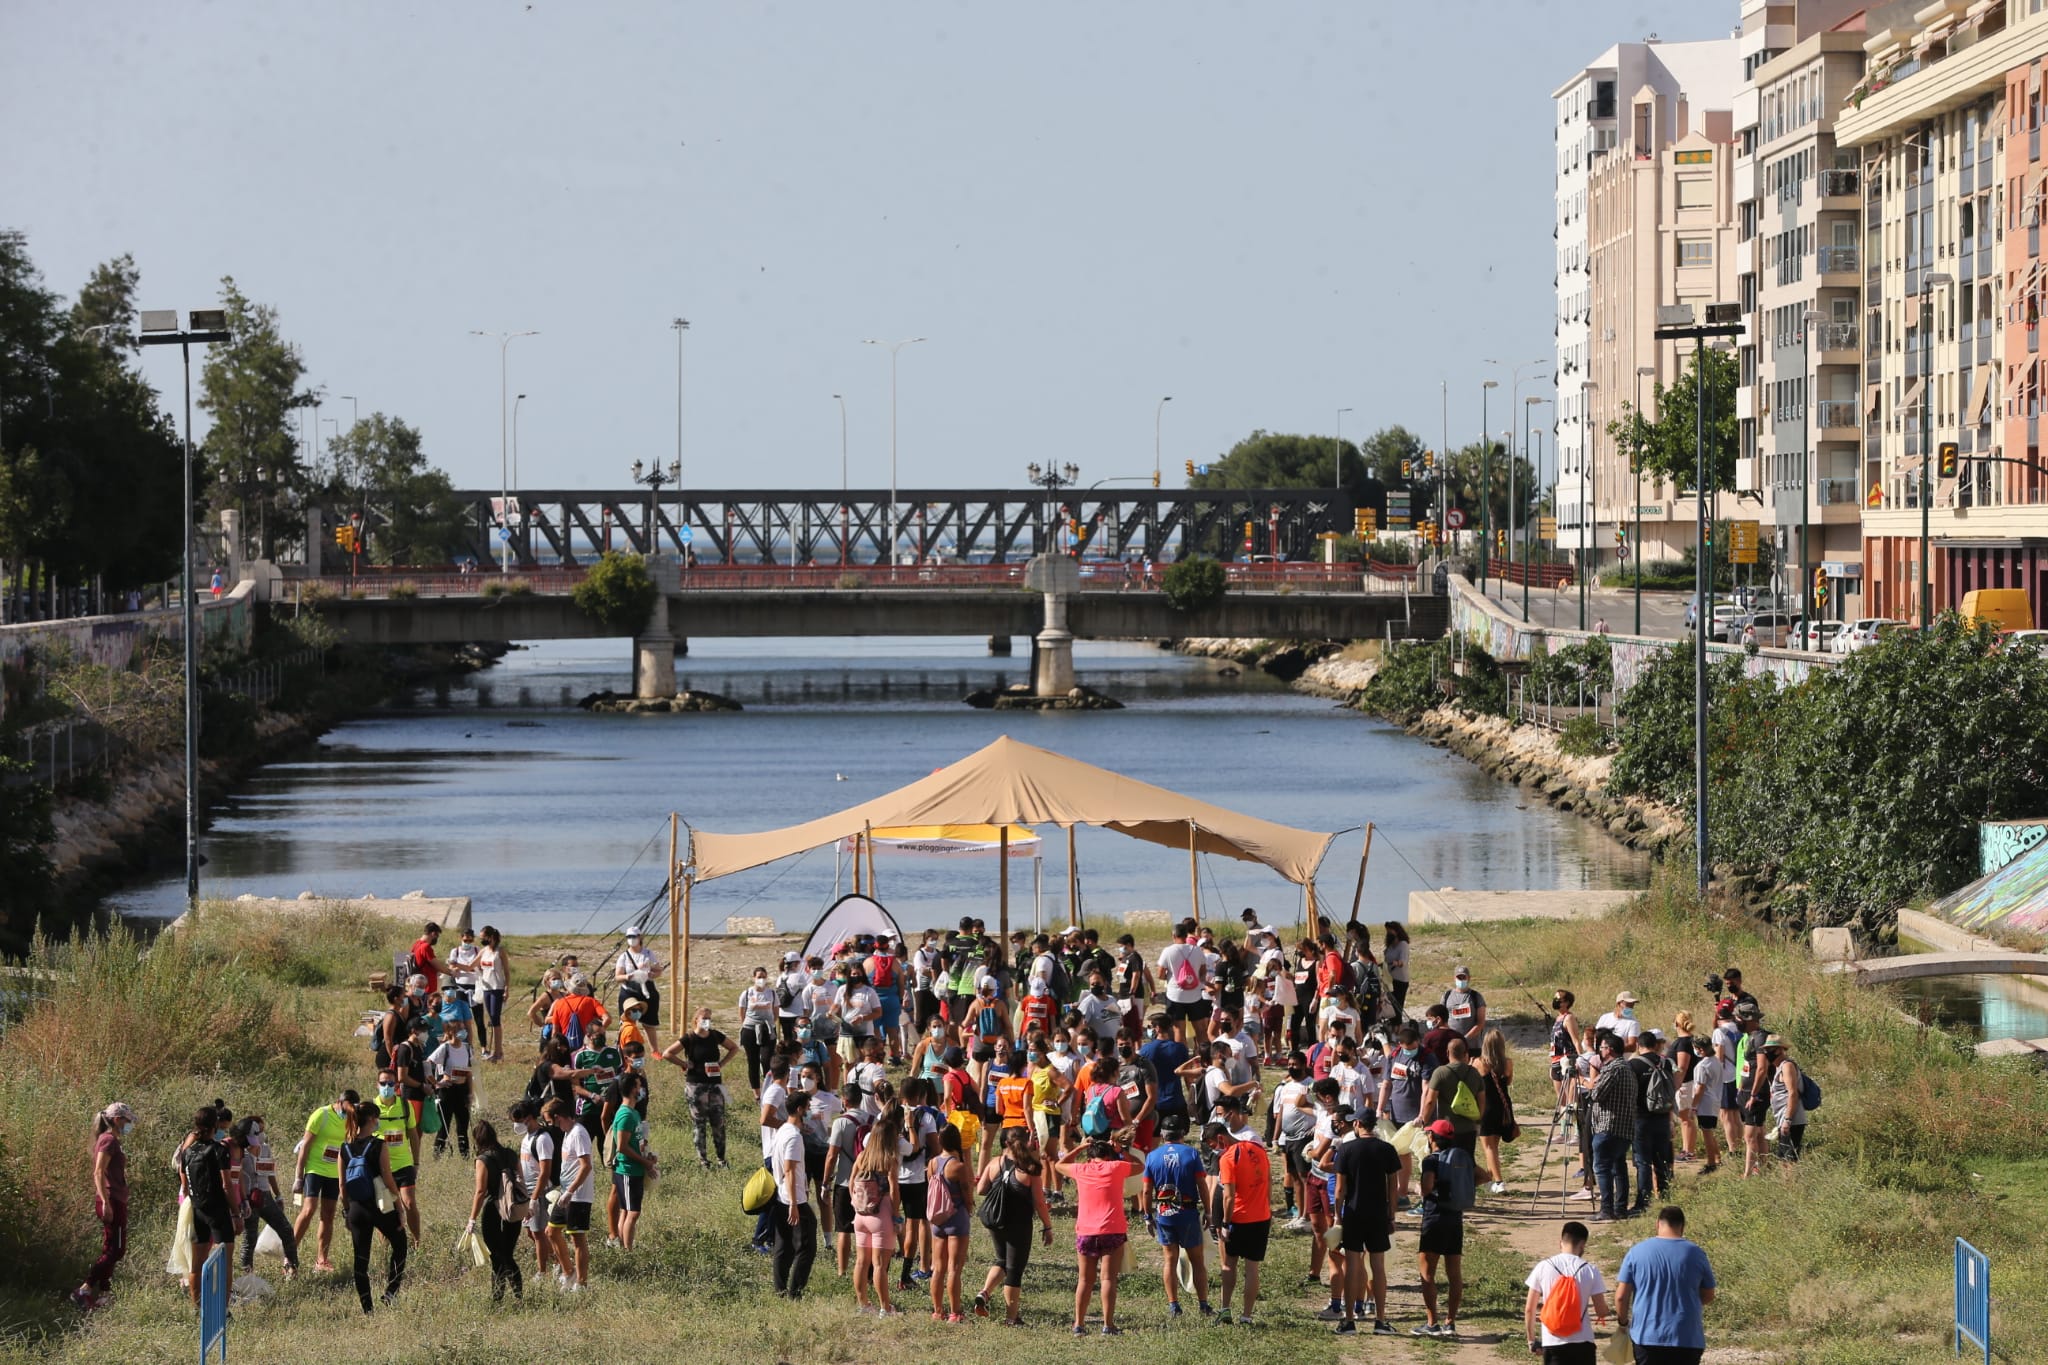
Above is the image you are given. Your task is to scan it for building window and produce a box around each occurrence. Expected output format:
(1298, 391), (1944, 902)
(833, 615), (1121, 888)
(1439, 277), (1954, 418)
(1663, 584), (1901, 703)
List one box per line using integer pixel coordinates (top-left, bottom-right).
(1680, 239), (1713, 267)
(1677, 176), (1712, 209)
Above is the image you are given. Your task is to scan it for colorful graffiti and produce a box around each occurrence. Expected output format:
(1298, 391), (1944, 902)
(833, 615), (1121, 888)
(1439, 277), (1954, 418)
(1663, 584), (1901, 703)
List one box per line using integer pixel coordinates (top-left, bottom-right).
(1938, 838), (2048, 935)
(1982, 820), (2048, 877)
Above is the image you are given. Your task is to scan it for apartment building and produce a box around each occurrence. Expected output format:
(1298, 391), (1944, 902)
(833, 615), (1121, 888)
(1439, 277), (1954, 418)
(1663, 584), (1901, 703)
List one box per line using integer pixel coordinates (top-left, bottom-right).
(1555, 38), (1737, 569)
(1747, 17), (1873, 618)
(1836, 0), (2048, 629)
(1586, 99), (1740, 567)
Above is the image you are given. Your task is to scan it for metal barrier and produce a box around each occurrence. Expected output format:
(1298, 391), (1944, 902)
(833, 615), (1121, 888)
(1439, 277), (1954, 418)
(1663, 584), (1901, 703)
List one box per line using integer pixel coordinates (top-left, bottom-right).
(1954, 1237), (1989, 1364)
(200, 1243), (229, 1361)
(297, 562), (1393, 596)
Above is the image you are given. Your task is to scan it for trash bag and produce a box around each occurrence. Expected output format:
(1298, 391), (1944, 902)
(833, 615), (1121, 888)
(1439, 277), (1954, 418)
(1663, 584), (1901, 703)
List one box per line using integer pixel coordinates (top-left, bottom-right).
(165, 1200), (195, 1276)
(420, 1098), (443, 1135)
(255, 1224), (286, 1258)
(230, 1273), (274, 1304)
(453, 1225), (488, 1270)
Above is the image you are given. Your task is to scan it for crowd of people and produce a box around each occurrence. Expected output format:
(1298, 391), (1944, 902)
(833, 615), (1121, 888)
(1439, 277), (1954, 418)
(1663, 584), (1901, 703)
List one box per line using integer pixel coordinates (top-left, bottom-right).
(73, 911), (1763, 1355)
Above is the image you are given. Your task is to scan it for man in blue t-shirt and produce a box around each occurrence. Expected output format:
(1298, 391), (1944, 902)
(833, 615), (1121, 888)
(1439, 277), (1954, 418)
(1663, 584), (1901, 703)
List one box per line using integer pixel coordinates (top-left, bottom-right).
(1138, 1013), (1191, 1119)
(1140, 1114), (1212, 1319)
(1616, 1206), (1717, 1363)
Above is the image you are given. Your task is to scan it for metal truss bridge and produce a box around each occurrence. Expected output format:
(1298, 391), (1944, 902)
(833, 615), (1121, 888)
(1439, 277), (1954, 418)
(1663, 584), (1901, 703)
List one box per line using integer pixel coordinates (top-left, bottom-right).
(426, 487), (1358, 569)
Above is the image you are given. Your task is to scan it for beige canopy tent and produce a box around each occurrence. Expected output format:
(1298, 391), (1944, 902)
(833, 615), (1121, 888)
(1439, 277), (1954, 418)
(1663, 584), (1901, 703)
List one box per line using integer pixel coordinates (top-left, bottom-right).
(665, 737), (1362, 1028)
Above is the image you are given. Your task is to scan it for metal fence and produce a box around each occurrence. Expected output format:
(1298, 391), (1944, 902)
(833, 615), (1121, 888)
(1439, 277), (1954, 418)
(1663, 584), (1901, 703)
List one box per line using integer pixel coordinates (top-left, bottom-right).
(1509, 674), (1617, 733)
(211, 649), (325, 708)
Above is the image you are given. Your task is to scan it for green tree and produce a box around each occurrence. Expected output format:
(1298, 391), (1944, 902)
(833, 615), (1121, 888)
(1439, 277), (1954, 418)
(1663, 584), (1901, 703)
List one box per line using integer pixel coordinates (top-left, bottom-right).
(1360, 424), (1426, 489)
(1159, 555), (1227, 612)
(1615, 345), (1739, 492)
(1413, 440), (1537, 537)
(320, 413), (466, 565)
(199, 277), (307, 560)
(573, 551), (659, 631)
(1192, 430), (1374, 494)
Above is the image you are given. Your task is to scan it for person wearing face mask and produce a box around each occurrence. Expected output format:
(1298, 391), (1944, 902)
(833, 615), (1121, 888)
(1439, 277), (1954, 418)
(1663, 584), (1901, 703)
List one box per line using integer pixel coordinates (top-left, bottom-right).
(176, 1105), (241, 1313)
(611, 930), (665, 1051)
(573, 1027), (624, 1145)
(474, 926), (509, 1063)
(663, 1008), (738, 1169)
(1442, 967), (1487, 1045)
(232, 1114), (299, 1279)
(292, 1088), (360, 1273)
(1377, 1023), (1434, 1206)
(429, 1018), (476, 1160)
(1595, 991), (1644, 1052)
(371, 1067), (424, 1244)
(850, 1035), (889, 1119)
(1078, 974), (1124, 1054)
(834, 966), (883, 1069)
(73, 1102), (137, 1309)
(1549, 990), (1582, 1111)
(738, 967), (779, 1094)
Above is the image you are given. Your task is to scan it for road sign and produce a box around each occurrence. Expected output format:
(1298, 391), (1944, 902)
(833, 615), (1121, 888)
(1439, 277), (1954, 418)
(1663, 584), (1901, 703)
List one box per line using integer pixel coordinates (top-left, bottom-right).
(1866, 481), (1883, 508)
(1446, 509), (1467, 530)
(677, 525), (694, 545)
(1539, 516), (1557, 539)
(1617, 545), (1630, 561)
(496, 528), (511, 542)
(1730, 519), (1760, 565)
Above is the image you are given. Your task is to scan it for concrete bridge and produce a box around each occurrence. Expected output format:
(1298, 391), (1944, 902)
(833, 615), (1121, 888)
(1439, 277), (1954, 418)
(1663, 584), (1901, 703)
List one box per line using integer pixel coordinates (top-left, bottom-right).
(1825, 951), (2048, 984)
(300, 559), (1445, 698)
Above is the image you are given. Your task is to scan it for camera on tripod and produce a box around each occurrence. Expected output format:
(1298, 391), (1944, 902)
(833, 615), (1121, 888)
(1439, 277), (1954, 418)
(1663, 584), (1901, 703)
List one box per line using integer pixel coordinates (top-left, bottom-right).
(1703, 973), (1725, 997)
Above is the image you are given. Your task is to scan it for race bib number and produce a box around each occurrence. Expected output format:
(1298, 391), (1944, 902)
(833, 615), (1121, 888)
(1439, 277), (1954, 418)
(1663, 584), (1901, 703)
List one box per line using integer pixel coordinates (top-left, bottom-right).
(382, 1131), (404, 1145)
(1451, 1002), (1472, 1021)
(702, 1062), (721, 1079)
(321, 1145), (341, 1165)
(1391, 1060), (1410, 1081)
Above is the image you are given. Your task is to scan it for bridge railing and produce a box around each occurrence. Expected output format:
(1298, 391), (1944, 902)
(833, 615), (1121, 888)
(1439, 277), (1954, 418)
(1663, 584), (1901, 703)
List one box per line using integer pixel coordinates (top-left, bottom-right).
(297, 561), (1395, 596)
(294, 571), (588, 602)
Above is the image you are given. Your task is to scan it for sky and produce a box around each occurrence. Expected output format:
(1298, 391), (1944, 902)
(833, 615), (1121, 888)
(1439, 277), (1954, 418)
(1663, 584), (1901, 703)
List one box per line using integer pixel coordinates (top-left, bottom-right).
(3, 1), (1729, 495)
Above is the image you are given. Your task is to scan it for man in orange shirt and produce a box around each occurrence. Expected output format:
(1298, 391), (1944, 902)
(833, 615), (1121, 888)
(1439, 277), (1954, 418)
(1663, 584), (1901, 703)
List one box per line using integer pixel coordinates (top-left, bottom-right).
(1207, 1108), (1272, 1326)
(548, 978), (609, 1050)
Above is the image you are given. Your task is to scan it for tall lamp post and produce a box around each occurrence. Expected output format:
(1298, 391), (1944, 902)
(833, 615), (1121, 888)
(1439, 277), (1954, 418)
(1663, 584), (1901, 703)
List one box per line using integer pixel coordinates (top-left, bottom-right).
(1487, 358), (1550, 599)
(1026, 462), (1080, 555)
(1578, 380), (1597, 628)
(470, 329), (539, 571)
(631, 458), (681, 552)
(136, 307), (231, 912)
(1634, 364), (1655, 637)
(1795, 311), (1820, 649)
(1918, 274), (1953, 630)
(671, 318), (689, 543)
(1523, 398), (1547, 621)
(1479, 383), (1497, 590)
(512, 393), (527, 488)
(862, 337), (926, 577)
(832, 393), (849, 564)
(1153, 395), (1173, 487)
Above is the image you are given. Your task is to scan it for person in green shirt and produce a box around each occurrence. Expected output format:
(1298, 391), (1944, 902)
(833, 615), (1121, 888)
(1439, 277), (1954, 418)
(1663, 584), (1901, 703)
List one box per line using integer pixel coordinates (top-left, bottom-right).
(609, 1071), (657, 1251)
(373, 1067), (423, 1244)
(573, 1030), (623, 1143)
(291, 1088), (359, 1272)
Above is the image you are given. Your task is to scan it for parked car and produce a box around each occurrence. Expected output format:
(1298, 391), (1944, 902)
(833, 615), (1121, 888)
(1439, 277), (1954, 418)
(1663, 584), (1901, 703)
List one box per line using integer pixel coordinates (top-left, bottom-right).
(2002, 628), (2048, 652)
(1740, 611), (1795, 647)
(1707, 604), (1747, 641)
(1834, 617), (1900, 653)
(1791, 619), (1842, 651)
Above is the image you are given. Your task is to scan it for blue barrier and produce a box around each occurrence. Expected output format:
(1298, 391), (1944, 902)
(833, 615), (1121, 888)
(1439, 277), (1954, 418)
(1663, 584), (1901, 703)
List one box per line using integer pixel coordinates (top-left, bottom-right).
(199, 1243), (228, 1363)
(1953, 1237), (1988, 1365)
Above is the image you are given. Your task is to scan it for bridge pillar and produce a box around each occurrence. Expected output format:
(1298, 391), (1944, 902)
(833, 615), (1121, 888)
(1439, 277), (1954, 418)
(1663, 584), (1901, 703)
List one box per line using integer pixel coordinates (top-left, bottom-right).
(634, 556), (682, 699)
(986, 635), (1012, 656)
(1024, 554), (1081, 698)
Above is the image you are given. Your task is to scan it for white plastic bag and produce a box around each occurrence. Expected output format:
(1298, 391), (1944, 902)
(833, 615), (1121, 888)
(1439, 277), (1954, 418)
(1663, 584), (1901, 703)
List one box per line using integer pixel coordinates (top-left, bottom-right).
(453, 1225), (488, 1270)
(255, 1223), (286, 1258)
(165, 1200), (195, 1276)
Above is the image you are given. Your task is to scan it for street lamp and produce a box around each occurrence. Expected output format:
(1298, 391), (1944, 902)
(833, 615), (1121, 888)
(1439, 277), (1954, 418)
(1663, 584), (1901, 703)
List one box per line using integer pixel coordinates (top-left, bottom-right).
(136, 307), (231, 912)
(470, 329), (539, 571)
(832, 393), (849, 563)
(1796, 311), (1822, 649)
(631, 457), (681, 553)
(862, 337), (926, 575)
(1478, 384), (1497, 590)
(1026, 462), (1081, 555)
(1578, 380), (1597, 628)
(337, 394), (360, 436)
(1634, 364), (1655, 637)
(1154, 396), (1173, 489)
(1918, 273), (1953, 631)
(1524, 397), (1547, 621)
(1335, 407), (1353, 490)
(671, 317), (689, 539)
(513, 393), (527, 489)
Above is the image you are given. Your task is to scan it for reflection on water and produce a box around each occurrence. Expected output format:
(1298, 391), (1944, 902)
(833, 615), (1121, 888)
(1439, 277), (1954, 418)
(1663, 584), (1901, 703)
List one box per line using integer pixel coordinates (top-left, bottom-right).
(109, 637), (1651, 935)
(1892, 973), (2048, 1043)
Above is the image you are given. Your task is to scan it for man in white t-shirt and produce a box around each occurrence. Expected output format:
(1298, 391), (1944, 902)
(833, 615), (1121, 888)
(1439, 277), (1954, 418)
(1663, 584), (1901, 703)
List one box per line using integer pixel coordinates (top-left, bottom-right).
(849, 1037), (889, 1118)
(1594, 992), (1644, 1051)
(768, 1091), (818, 1299)
(775, 953), (810, 1044)
(1157, 919), (1213, 1040)
(549, 1102), (597, 1289)
(1522, 1221), (1611, 1360)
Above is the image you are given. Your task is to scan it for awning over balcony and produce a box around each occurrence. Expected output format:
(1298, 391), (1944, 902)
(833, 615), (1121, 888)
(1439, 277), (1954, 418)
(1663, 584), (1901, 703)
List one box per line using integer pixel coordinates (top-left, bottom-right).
(1977, 365), (1998, 425)
(1900, 376), (1926, 415)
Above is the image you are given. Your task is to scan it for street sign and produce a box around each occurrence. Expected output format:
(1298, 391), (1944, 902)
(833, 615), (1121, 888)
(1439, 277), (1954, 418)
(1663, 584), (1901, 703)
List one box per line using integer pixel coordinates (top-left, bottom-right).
(496, 528), (511, 542)
(677, 525), (694, 545)
(1446, 509), (1467, 529)
(1730, 519), (1760, 565)
(1539, 516), (1557, 539)
(1617, 545), (1630, 561)
(1866, 481), (1884, 508)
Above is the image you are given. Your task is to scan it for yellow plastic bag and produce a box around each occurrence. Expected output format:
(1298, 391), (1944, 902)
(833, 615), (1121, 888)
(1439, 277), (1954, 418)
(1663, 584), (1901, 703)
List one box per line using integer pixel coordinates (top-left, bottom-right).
(741, 1164), (777, 1214)
(1603, 1323), (1633, 1363)
(1390, 1121), (1432, 1161)
(165, 1200), (195, 1276)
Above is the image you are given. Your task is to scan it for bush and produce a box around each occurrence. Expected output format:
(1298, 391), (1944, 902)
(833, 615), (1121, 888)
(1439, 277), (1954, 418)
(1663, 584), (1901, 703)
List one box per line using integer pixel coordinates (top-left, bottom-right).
(481, 577), (533, 599)
(834, 572), (867, 590)
(386, 580), (418, 600)
(572, 552), (658, 631)
(1557, 713), (1607, 756)
(1526, 634), (1613, 696)
(1160, 556), (1227, 613)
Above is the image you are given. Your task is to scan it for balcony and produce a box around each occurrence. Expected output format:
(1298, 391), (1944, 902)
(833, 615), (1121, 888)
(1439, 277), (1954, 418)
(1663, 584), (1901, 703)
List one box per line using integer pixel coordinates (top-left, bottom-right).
(1816, 476), (1862, 505)
(1821, 169), (1859, 200)
(1817, 245), (1858, 280)
(1815, 400), (1862, 429)
(1813, 322), (1859, 361)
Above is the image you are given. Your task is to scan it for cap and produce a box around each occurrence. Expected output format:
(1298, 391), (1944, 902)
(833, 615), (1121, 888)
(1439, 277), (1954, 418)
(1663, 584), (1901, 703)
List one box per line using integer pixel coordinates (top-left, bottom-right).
(1615, 990), (1639, 1004)
(1427, 1119), (1456, 1139)
(102, 1101), (135, 1124)
(1336, 1104), (1359, 1122)
(570, 975), (592, 993)
(941, 1046), (966, 1068)
(624, 930), (642, 940)
(1157, 1113), (1190, 1140)
(1028, 978), (1051, 998)
(1060, 925), (1083, 937)
(1640, 1028), (1662, 1044)
(1733, 1000), (1762, 1020)
(783, 951), (801, 963)
(1240, 907), (1259, 920)
(1454, 965), (1472, 978)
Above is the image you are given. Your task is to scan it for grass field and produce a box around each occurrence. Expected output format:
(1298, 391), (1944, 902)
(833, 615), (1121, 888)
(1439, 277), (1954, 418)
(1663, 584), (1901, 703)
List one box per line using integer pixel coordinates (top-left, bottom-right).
(4, 879), (2043, 1364)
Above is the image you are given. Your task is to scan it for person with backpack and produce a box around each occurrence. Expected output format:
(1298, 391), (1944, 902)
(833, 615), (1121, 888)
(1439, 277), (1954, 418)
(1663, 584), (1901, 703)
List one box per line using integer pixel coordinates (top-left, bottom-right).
(1587, 1030), (1639, 1222)
(1522, 1220), (1612, 1363)
(1764, 1034), (1813, 1163)
(1156, 920), (1212, 1042)
(847, 1101), (904, 1315)
(774, 951), (811, 1046)
(1419, 1035), (1485, 1160)
(1137, 1112), (1212, 1320)
(926, 1123), (974, 1321)
(1327, 1101), (1400, 1336)
(1412, 1119), (1474, 1339)
(1628, 1032), (1676, 1214)
(972, 1124), (1054, 1325)
(339, 1100), (406, 1313)
(864, 935), (906, 1064)
(1112, 934), (1151, 1042)
(1442, 966), (1488, 1045)
(511, 1100), (566, 1283)
(463, 1120), (526, 1302)
(175, 1106), (241, 1313)
(768, 1088), (819, 1299)
(896, 1076), (945, 1293)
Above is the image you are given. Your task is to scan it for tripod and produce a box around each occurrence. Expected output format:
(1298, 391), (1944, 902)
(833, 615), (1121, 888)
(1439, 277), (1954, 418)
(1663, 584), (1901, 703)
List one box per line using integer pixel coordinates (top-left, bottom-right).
(1528, 1102), (1577, 1215)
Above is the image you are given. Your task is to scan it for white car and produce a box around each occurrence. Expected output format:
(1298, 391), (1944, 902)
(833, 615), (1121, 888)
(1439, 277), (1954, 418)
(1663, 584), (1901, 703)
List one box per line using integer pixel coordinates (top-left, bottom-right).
(1792, 619), (1842, 651)
(2002, 628), (2048, 652)
(1834, 618), (1899, 653)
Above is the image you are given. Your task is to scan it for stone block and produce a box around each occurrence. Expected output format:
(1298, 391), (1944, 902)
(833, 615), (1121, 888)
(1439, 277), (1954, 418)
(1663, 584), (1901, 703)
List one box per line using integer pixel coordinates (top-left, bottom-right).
(1810, 926), (1857, 963)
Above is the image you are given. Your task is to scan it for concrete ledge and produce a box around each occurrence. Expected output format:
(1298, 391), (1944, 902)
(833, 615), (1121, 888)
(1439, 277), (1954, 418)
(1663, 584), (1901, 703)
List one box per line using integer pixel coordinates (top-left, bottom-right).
(1825, 951), (2048, 984)
(1407, 889), (1640, 925)
(210, 893), (472, 935)
(1973, 1036), (2048, 1059)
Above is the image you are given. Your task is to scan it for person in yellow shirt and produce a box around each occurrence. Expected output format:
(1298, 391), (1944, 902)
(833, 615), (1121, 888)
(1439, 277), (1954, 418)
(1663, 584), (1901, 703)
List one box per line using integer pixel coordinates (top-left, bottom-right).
(291, 1088), (359, 1272)
(374, 1067), (423, 1244)
(1026, 1039), (1068, 1204)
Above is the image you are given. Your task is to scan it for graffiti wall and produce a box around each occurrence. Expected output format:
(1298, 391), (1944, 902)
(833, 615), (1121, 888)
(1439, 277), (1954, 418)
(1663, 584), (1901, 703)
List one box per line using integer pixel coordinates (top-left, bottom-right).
(1937, 839), (2048, 935)
(0, 586), (253, 725)
(1447, 575), (1832, 693)
(1982, 820), (2048, 877)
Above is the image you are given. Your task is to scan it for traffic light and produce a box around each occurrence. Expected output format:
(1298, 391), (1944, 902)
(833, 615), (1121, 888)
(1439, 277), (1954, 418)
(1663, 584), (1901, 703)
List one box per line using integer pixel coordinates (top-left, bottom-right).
(1424, 450), (1437, 472)
(1496, 528), (1507, 550)
(1354, 508), (1377, 536)
(1184, 460), (1196, 479)
(1702, 522), (1713, 548)
(1938, 442), (1959, 478)
(1151, 469), (1160, 488)
(1813, 566), (1829, 607)
(1401, 458), (1412, 478)
(332, 525), (358, 553)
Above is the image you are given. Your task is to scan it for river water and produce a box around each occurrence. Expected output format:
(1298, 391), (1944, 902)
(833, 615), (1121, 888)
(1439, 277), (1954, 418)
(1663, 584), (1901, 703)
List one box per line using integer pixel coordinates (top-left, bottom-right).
(111, 637), (1651, 936)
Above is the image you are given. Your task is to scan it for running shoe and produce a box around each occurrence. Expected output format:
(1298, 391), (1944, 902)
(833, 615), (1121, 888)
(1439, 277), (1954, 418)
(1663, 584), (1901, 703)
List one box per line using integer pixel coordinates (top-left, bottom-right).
(1071, 1324), (1088, 1336)
(1101, 1325), (1122, 1336)
(1216, 1309), (1234, 1325)
(1411, 1322), (1439, 1337)
(1373, 1319), (1397, 1335)
(1316, 1303), (1345, 1321)
(973, 1293), (990, 1317)
(1440, 1322), (1459, 1339)
(1166, 1301), (1183, 1319)
(1333, 1320), (1357, 1335)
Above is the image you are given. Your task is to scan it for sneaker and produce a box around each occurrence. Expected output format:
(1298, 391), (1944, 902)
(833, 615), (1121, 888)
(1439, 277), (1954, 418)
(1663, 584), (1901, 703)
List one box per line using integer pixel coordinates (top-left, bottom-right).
(1237, 1315), (1257, 1327)
(1440, 1321), (1459, 1339)
(1283, 1215), (1310, 1232)
(1700, 1162), (1720, 1174)
(1101, 1324), (1122, 1336)
(562, 1282), (584, 1295)
(1317, 1303), (1345, 1321)
(1167, 1301), (1183, 1319)
(1411, 1323), (1439, 1337)
(1071, 1325), (1088, 1336)
(933, 1311), (946, 1322)
(557, 1273), (572, 1291)
(1568, 1187), (1597, 1201)
(1216, 1309), (1234, 1325)
(910, 1269), (933, 1283)
(973, 1293), (990, 1318)
(947, 1313), (965, 1323)
(1373, 1319), (1397, 1335)
(604, 1236), (622, 1250)
(1488, 1181), (1507, 1194)
(1333, 1320), (1357, 1335)
(716, 1159), (729, 1170)
(1198, 1301), (1214, 1317)
(878, 1307), (904, 1318)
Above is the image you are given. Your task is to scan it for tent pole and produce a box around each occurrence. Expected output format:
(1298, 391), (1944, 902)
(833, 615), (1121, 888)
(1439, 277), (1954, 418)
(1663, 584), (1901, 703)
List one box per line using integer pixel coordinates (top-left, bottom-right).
(1304, 879), (1316, 939)
(667, 814), (681, 1031)
(851, 833), (862, 896)
(864, 821), (877, 897)
(1349, 821), (1375, 925)
(999, 825), (1010, 946)
(1187, 821), (1199, 925)
(1067, 825), (1079, 929)
(1034, 854), (1042, 935)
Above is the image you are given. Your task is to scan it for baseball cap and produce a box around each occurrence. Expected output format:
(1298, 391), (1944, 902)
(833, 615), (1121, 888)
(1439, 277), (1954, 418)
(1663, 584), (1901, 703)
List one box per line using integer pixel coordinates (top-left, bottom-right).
(1454, 965), (1472, 979)
(782, 951), (801, 963)
(941, 1046), (965, 1068)
(1157, 1113), (1189, 1140)
(1615, 990), (1639, 1004)
(1427, 1119), (1456, 1139)
(1733, 1000), (1762, 1020)
(102, 1101), (136, 1124)
(1640, 1028), (1662, 1044)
